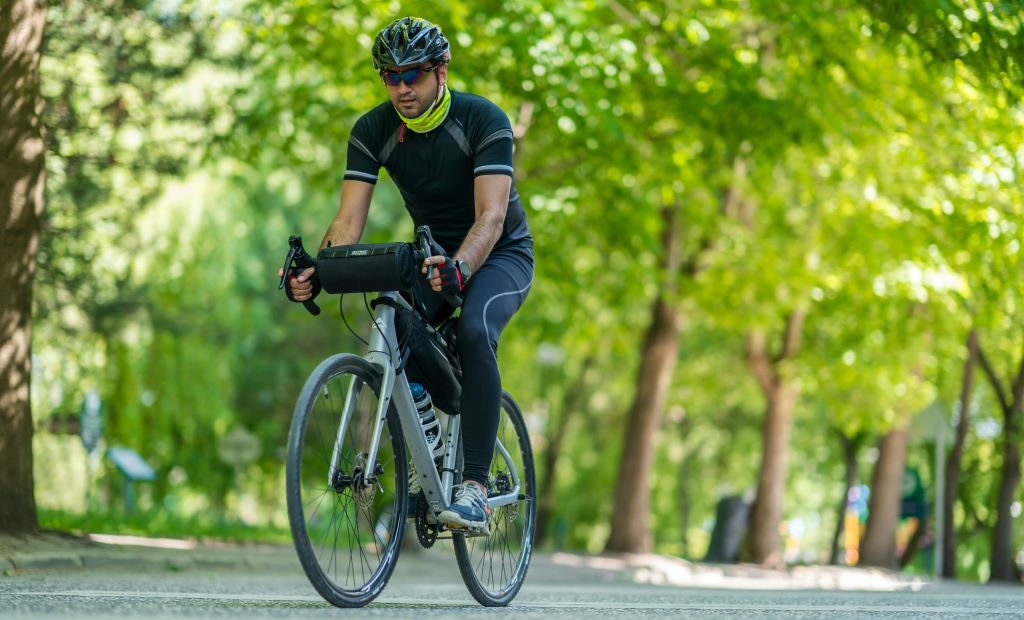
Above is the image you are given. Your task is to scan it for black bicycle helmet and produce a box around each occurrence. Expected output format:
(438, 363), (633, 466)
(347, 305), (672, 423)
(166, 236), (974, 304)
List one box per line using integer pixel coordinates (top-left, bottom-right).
(371, 17), (450, 70)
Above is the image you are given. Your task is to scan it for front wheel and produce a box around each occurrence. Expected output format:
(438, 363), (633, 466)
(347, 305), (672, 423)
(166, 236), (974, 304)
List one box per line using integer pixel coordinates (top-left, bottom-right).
(453, 391), (536, 606)
(286, 354), (407, 608)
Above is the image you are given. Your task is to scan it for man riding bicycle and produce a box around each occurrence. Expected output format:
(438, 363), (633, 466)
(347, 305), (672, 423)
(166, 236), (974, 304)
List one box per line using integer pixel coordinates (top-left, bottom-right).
(284, 16), (533, 534)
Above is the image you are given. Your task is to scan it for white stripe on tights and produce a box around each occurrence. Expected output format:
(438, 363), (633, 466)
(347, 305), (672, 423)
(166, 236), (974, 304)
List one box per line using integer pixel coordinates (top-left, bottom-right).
(481, 276), (534, 353)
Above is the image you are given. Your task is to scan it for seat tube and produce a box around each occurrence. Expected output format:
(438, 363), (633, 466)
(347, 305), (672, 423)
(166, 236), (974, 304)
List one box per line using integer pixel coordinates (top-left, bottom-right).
(440, 414), (461, 497)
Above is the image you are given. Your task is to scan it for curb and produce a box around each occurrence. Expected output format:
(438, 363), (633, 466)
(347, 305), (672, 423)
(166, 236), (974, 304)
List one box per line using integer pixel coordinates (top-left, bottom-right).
(80, 553), (183, 572)
(2, 546), (300, 576)
(8, 553), (83, 573)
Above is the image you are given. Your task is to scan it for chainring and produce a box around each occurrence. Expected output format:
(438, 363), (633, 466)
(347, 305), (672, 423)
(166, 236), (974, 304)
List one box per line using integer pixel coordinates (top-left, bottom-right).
(414, 493), (439, 548)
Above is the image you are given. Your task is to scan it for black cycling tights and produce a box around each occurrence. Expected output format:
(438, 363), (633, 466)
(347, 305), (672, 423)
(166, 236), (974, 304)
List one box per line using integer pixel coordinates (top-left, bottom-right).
(453, 242), (533, 486)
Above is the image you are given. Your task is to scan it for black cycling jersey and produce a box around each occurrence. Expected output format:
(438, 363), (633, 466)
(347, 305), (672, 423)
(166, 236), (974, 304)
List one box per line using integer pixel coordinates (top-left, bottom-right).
(343, 90), (531, 255)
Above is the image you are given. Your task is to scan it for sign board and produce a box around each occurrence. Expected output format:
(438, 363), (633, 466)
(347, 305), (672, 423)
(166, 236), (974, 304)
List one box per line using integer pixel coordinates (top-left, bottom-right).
(107, 447), (156, 482)
(80, 388), (104, 454)
(217, 426), (261, 467)
(911, 401), (950, 444)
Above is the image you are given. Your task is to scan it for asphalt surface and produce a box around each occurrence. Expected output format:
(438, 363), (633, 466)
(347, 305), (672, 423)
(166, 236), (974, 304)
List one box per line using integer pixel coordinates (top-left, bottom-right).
(2, 538), (1022, 619)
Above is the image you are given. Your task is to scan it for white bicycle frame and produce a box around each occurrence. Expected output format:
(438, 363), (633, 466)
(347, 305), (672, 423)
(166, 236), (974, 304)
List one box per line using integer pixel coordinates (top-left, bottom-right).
(328, 291), (521, 517)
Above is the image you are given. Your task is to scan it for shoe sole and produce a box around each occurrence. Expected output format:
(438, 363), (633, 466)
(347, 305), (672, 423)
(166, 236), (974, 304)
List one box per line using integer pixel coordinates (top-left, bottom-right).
(438, 509), (491, 534)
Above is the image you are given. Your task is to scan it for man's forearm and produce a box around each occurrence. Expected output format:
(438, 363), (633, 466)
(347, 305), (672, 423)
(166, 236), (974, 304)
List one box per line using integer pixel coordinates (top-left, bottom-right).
(319, 215), (363, 250)
(320, 180), (374, 250)
(454, 210), (504, 272)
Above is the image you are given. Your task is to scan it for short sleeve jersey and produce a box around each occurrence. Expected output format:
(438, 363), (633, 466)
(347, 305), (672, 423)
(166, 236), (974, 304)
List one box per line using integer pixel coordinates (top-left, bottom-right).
(343, 90), (531, 255)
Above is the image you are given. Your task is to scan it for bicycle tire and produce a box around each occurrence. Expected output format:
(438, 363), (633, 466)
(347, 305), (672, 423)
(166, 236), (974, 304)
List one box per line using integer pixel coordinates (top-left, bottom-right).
(453, 391), (536, 606)
(286, 354), (408, 608)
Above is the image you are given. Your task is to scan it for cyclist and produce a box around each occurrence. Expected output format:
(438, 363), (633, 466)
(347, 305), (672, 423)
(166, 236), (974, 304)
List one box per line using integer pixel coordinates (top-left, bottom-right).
(284, 16), (533, 534)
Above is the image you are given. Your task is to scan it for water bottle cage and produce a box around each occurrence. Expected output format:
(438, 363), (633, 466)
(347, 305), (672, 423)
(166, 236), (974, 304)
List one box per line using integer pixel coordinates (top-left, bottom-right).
(421, 417), (442, 453)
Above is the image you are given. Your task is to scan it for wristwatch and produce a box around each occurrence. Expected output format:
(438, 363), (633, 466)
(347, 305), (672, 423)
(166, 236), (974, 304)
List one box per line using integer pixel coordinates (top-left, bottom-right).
(456, 259), (472, 284)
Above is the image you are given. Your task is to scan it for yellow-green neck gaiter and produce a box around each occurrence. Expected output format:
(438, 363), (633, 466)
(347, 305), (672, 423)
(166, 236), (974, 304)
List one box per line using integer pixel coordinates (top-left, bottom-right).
(397, 84), (451, 134)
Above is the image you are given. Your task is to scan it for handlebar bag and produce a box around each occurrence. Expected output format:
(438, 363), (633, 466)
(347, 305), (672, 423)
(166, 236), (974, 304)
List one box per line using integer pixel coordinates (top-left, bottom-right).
(316, 242), (417, 294)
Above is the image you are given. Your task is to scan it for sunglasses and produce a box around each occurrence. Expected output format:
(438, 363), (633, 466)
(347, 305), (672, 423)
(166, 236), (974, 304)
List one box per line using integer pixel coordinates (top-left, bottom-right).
(380, 64), (438, 87)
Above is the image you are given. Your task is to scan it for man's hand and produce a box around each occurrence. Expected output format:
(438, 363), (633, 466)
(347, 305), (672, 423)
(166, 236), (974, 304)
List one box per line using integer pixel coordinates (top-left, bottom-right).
(278, 266), (319, 302)
(422, 256), (464, 294)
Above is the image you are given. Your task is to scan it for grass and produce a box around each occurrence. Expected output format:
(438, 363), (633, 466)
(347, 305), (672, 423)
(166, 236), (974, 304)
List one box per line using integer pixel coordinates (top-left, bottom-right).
(39, 507), (292, 545)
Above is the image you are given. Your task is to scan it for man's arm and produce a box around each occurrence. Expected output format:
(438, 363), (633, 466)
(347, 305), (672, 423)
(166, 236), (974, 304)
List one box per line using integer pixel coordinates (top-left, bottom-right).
(320, 179), (376, 250)
(423, 174), (510, 292)
(456, 174), (511, 270)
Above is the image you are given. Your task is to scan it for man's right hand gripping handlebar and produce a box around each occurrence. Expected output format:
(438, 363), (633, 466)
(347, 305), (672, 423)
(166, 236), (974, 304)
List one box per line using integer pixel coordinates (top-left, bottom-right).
(279, 235), (321, 316)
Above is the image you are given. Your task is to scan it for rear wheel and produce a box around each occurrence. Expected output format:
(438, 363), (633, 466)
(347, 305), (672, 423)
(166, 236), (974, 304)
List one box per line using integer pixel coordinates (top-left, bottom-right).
(453, 391), (536, 606)
(286, 354), (407, 608)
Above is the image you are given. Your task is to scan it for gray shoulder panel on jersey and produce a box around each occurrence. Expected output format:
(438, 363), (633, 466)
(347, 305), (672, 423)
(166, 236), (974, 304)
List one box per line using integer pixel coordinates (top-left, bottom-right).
(379, 127), (402, 163)
(443, 118), (473, 158)
(477, 128), (514, 152)
(349, 136), (378, 163)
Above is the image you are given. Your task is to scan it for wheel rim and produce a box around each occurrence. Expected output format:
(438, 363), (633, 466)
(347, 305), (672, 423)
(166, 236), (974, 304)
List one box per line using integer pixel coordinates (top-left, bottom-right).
(293, 366), (403, 595)
(459, 396), (535, 596)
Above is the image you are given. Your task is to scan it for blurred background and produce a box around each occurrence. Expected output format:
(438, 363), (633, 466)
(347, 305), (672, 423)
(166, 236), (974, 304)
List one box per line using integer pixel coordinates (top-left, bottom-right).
(4, 0), (1022, 584)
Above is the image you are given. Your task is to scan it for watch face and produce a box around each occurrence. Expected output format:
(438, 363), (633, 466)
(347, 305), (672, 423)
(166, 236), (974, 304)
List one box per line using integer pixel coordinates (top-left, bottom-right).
(458, 261), (471, 280)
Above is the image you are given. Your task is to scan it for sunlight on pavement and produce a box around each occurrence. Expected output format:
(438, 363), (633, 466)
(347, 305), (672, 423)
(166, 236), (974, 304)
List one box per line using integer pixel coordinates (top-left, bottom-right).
(549, 552), (928, 592)
(87, 534), (197, 550)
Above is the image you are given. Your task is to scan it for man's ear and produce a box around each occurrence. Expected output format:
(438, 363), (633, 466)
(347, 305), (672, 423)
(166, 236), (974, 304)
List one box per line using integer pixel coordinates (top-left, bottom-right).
(438, 62), (448, 87)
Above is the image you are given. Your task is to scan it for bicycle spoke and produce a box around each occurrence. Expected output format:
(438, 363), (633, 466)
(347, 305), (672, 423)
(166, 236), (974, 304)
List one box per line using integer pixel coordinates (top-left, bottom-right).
(303, 487), (331, 523)
(339, 490), (361, 585)
(454, 394), (535, 604)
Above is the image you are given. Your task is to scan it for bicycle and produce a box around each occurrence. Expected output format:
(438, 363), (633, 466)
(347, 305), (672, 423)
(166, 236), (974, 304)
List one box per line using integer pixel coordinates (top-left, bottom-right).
(279, 226), (536, 608)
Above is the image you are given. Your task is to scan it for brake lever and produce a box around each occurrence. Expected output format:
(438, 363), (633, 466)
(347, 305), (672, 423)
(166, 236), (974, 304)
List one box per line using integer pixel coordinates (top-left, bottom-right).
(415, 225), (462, 309)
(280, 235), (321, 316)
(278, 245), (297, 290)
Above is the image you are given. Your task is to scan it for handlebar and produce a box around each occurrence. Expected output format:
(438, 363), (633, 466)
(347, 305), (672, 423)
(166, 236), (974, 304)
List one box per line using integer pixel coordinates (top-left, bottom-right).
(281, 227), (462, 317)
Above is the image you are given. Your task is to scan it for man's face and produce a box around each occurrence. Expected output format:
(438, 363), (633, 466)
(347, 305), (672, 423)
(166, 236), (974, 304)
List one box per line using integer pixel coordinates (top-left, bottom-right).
(382, 62), (447, 118)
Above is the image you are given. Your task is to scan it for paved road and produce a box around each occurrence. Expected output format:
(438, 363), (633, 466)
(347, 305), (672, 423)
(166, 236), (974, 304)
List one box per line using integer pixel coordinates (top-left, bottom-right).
(2, 544), (1022, 619)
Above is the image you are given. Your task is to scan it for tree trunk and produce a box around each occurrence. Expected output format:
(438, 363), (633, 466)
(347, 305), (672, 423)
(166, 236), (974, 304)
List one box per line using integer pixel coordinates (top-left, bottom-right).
(943, 329), (978, 579)
(605, 205), (681, 554)
(859, 427), (911, 568)
(536, 355), (594, 547)
(990, 377), (1022, 582)
(990, 433), (1021, 581)
(0, 0), (47, 535)
(746, 375), (797, 568)
(604, 295), (680, 553)
(830, 431), (860, 565)
(977, 340), (1024, 582)
(744, 312), (804, 569)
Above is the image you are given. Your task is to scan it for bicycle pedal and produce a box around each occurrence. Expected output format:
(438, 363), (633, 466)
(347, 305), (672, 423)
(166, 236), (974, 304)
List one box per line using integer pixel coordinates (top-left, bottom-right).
(445, 522), (490, 536)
